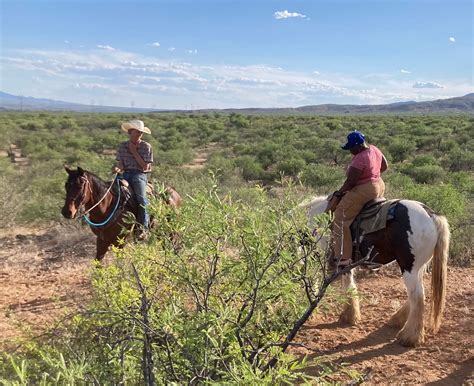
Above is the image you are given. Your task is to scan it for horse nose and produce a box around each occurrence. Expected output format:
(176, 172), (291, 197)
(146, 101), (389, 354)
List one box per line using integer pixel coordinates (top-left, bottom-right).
(61, 207), (73, 219)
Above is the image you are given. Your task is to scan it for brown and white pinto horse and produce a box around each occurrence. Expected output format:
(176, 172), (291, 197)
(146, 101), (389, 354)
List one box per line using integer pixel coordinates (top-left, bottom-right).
(61, 166), (181, 260)
(301, 194), (450, 347)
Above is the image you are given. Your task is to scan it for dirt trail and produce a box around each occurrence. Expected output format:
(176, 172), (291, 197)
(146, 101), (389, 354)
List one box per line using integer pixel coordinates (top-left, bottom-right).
(0, 225), (94, 350)
(293, 268), (473, 384)
(0, 226), (472, 384)
(181, 142), (218, 170)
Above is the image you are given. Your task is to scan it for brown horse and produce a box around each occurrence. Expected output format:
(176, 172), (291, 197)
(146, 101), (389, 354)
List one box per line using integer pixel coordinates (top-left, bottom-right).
(61, 166), (181, 260)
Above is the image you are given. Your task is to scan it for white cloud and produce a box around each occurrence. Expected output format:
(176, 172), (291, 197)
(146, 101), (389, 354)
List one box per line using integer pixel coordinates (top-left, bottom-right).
(64, 40), (70, 44)
(313, 70), (320, 75)
(400, 69), (411, 74)
(187, 49), (198, 54)
(96, 45), (116, 51)
(168, 47), (176, 52)
(449, 37), (456, 42)
(274, 10), (307, 19)
(413, 81), (444, 89)
(150, 42), (160, 47)
(4, 47), (472, 109)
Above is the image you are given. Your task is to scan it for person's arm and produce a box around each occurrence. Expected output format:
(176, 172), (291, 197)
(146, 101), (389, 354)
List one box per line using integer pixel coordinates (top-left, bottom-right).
(335, 167), (363, 197)
(381, 154), (388, 173)
(113, 145), (125, 173)
(128, 142), (151, 171)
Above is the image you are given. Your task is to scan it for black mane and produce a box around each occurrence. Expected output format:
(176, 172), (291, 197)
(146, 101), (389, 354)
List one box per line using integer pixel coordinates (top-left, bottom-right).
(86, 171), (112, 198)
(67, 169), (114, 199)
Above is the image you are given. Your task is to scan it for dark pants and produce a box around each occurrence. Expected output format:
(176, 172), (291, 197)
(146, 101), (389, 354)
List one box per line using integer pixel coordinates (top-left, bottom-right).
(123, 170), (149, 229)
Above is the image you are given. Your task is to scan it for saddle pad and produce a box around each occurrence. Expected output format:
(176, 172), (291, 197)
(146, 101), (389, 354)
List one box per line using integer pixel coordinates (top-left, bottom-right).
(356, 199), (399, 235)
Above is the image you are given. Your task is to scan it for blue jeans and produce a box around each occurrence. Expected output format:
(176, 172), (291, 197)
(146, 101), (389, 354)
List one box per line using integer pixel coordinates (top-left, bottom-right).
(123, 171), (149, 229)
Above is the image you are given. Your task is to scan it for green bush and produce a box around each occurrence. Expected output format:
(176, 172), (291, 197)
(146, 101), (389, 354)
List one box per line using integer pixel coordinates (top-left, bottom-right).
(235, 155), (265, 180)
(301, 164), (344, 191)
(387, 139), (417, 163)
(403, 164), (446, 184)
(0, 184), (343, 384)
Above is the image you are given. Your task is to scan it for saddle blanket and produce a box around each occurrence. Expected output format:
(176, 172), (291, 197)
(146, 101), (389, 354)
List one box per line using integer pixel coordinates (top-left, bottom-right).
(353, 199), (399, 235)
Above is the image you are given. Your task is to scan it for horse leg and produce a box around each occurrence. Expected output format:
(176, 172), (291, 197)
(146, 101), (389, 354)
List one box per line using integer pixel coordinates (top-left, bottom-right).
(397, 268), (425, 346)
(339, 270), (361, 325)
(388, 300), (410, 328)
(96, 238), (110, 261)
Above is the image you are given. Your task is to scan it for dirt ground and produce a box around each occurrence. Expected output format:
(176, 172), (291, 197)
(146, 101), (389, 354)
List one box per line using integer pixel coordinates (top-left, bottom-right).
(0, 225), (472, 384)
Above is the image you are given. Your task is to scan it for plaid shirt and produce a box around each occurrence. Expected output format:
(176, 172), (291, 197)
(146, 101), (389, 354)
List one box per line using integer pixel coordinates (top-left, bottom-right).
(116, 140), (153, 172)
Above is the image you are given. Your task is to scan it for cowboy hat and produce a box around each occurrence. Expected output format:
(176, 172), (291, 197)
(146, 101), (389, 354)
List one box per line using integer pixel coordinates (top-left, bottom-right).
(121, 119), (151, 134)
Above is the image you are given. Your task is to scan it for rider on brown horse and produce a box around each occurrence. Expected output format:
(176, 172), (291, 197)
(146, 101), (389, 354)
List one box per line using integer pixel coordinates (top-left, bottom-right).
(113, 119), (153, 240)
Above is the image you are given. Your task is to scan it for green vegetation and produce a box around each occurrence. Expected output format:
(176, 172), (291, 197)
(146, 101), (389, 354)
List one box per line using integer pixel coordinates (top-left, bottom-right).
(0, 111), (472, 382)
(0, 111), (472, 262)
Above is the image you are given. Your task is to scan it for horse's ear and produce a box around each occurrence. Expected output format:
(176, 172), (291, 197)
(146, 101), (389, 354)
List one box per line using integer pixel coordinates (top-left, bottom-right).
(64, 164), (73, 174)
(77, 166), (85, 175)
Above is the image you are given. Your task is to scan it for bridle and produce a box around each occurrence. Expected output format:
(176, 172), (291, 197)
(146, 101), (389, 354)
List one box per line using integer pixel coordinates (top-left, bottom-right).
(65, 175), (93, 213)
(66, 172), (118, 217)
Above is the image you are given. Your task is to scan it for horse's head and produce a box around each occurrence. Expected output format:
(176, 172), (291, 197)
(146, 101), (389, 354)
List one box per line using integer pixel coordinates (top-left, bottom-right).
(61, 166), (90, 219)
(300, 193), (341, 251)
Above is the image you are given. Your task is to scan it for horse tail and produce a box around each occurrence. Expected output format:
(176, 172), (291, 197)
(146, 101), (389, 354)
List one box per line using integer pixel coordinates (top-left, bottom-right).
(430, 214), (450, 333)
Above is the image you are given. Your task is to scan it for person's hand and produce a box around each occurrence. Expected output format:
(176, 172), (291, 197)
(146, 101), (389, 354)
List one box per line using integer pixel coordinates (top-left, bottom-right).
(112, 166), (122, 174)
(128, 141), (138, 153)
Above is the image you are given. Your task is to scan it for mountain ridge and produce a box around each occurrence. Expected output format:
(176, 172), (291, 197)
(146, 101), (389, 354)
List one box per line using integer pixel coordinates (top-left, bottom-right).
(1, 91), (473, 114)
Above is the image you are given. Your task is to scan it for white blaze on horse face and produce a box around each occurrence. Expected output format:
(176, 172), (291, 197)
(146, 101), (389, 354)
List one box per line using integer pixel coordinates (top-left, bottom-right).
(402, 200), (439, 272)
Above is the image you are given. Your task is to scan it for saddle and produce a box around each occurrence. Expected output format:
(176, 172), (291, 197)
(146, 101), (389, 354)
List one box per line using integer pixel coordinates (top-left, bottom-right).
(116, 178), (154, 213)
(350, 198), (400, 260)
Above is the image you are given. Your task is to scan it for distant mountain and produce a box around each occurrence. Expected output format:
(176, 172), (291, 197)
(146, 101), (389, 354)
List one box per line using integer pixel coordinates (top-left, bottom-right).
(208, 93), (474, 114)
(1, 91), (473, 114)
(0, 92), (153, 113)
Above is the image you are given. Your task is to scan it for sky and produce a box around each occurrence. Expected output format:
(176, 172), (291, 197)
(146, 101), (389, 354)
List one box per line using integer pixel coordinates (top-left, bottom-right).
(1, 0), (472, 109)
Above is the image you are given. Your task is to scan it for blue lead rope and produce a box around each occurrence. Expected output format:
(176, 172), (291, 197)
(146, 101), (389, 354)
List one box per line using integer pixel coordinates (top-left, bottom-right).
(83, 178), (122, 227)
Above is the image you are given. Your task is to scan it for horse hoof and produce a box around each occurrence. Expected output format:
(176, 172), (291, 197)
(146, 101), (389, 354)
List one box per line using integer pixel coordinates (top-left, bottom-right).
(396, 330), (424, 347)
(339, 308), (361, 325)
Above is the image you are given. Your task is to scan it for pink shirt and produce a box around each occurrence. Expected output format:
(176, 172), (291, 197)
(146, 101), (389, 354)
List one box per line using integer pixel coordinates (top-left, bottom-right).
(348, 145), (384, 185)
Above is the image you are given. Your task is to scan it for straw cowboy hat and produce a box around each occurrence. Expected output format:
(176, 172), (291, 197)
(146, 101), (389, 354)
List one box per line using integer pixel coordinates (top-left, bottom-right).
(121, 119), (151, 134)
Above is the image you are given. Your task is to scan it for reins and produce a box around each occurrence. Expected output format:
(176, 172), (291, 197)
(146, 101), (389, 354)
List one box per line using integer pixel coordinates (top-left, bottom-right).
(81, 172), (118, 216)
(80, 173), (123, 228)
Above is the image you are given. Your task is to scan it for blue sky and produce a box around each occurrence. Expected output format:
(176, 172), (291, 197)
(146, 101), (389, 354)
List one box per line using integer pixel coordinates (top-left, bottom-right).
(1, 0), (472, 109)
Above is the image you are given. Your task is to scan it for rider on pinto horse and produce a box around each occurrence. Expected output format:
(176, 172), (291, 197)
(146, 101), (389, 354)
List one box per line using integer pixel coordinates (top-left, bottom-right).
(332, 131), (389, 269)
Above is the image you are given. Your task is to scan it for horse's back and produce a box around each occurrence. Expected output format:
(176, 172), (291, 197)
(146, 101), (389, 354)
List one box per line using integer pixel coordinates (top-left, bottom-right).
(393, 200), (439, 267)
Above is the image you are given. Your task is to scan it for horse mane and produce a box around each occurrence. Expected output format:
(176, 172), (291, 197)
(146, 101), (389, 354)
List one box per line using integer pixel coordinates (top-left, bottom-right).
(84, 170), (114, 198)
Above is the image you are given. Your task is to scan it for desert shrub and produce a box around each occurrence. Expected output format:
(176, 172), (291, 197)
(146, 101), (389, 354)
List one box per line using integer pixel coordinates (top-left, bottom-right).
(301, 164), (344, 191)
(403, 164), (446, 184)
(411, 154), (439, 167)
(0, 183), (349, 384)
(446, 148), (474, 172)
(235, 155), (265, 180)
(205, 153), (236, 182)
(275, 157), (306, 176)
(387, 139), (416, 163)
(401, 183), (465, 226)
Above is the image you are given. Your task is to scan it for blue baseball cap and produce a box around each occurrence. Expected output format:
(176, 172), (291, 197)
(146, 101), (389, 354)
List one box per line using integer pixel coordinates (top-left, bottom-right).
(341, 131), (365, 150)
